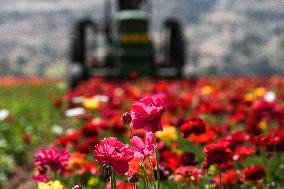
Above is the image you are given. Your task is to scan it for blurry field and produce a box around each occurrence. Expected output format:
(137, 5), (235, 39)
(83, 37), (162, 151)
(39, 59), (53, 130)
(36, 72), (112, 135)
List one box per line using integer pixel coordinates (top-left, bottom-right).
(0, 82), (66, 188)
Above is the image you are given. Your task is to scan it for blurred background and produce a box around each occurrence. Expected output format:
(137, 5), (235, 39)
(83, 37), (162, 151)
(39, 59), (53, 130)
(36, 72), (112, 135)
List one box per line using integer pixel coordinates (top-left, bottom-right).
(1, 0), (284, 78)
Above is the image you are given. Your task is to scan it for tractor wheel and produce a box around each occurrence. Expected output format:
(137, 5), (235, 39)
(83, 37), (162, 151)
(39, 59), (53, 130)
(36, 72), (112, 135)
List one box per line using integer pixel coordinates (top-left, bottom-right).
(163, 18), (185, 77)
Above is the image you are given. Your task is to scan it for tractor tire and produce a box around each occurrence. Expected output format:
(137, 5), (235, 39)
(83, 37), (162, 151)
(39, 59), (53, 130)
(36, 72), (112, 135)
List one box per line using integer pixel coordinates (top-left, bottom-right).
(163, 18), (185, 77)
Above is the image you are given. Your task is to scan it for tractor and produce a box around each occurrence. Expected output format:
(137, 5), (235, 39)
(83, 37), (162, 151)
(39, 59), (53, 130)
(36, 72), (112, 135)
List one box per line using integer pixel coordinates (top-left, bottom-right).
(69, 0), (185, 88)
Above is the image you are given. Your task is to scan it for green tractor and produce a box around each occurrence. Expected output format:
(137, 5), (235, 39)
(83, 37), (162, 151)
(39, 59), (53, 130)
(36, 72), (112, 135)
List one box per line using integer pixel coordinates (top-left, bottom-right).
(69, 0), (185, 88)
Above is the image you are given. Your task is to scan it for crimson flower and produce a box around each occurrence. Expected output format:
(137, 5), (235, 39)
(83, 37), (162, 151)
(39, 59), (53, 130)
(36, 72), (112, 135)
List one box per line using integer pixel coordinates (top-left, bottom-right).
(130, 132), (154, 157)
(94, 137), (134, 175)
(179, 152), (197, 166)
(224, 131), (248, 149)
(180, 117), (206, 138)
(244, 165), (266, 181)
(131, 95), (165, 132)
(203, 141), (233, 166)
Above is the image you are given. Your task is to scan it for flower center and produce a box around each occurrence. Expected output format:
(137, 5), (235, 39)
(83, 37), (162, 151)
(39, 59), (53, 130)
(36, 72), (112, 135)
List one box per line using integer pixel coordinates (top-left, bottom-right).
(114, 147), (121, 153)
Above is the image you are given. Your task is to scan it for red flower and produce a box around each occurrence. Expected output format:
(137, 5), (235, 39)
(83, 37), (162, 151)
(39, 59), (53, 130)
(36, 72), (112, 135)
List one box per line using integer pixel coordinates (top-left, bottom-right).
(106, 179), (132, 189)
(213, 169), (242, 187)
(131, 95), (165, 132)
(23, 134), (32, 143)
(55, 131), (81, 146)
(203, 141), (233, 166)
(180, 117), (206, 137)
(244, 165), (266, 181)
(160, 151), (180, 172)
(224, 131), (248, 149)
(81, 121), (99, 137)
(94, 137), (134, 175)
(76, 137), (98, 154)
(233, 146), (255, 161)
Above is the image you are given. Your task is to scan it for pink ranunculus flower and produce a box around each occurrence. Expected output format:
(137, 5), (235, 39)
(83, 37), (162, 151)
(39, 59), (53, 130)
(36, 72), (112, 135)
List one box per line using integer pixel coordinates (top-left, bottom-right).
(130, 132), (154, 157)
(130, 95), (165, 132)
(33, 145), (70, 181)
(34, 145), (70, 172)
(94, 137), (134, 175)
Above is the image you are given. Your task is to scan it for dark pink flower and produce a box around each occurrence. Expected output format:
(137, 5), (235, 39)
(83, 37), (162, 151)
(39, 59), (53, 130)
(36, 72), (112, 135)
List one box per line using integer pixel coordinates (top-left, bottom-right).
(34, 145), (70, 173)
(131, 95), (165, 132)
(94, 137), (134, 175)
(130, 132), (154, 157)
(33, 146), (70, 182)
(33, 173), (50, 182)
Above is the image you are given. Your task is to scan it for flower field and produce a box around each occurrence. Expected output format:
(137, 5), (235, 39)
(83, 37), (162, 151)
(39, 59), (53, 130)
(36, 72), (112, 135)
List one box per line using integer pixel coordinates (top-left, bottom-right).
(2, 77), (284, 189)
(0, 81), (65, 189)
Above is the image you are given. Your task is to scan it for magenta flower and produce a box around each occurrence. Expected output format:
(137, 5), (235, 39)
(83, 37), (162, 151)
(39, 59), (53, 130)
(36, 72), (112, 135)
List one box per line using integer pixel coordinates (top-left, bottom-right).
(94, 137), (134, 175)
(131, 95), (165, 132)
(130, 132), (154, 157)
(34, 145), (70, 172)
(33, 145), (70, 181)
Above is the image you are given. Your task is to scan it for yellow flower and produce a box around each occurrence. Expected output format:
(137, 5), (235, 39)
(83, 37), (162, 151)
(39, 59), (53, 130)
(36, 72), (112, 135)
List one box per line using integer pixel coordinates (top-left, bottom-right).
(254, 87), (266, 97)
(258, 120), (267, 130)
(208, 165), (217, 175)
(244, 92), (255, 102)
(155, 126), (177, 143)
(88, 176), (98, 186)
(83, 98), (100, 110)
(38, 180), (64, 189)
(201, 85), (213, 95)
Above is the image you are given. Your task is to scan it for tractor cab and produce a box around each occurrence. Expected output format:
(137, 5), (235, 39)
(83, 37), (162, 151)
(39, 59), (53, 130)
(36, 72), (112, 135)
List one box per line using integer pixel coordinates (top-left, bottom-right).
(69, 0), (185, 88)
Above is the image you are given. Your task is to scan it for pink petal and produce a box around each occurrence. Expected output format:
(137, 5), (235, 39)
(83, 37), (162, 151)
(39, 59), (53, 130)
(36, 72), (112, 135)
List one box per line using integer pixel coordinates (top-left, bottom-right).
(112, 162), (129, 175)
(130, 136), (145, 151)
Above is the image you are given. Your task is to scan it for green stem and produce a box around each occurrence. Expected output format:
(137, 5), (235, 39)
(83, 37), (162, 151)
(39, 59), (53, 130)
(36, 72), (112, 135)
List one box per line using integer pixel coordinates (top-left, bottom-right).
(219, 166), (222, 189)
(148, 156), (155, 184)
(127, 123), (133, 137)
(154, 137), (160, 189)
(111, 170), (116, 189)
(142, 165), (149, 189)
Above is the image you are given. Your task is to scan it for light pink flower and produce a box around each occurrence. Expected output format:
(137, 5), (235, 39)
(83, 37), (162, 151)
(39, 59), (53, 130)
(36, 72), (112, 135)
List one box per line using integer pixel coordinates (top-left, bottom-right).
(131, 95), (165, 132)
(130, 132), (154, 157)
(172, 166), (203, 184)
(94, 137), (134, 175)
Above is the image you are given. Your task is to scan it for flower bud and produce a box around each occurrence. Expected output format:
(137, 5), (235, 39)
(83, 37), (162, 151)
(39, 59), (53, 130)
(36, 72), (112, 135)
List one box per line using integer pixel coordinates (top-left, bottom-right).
(121, 112), (132, 125)
(129, 173), (139, 183)
(72, 185), (83, 189)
